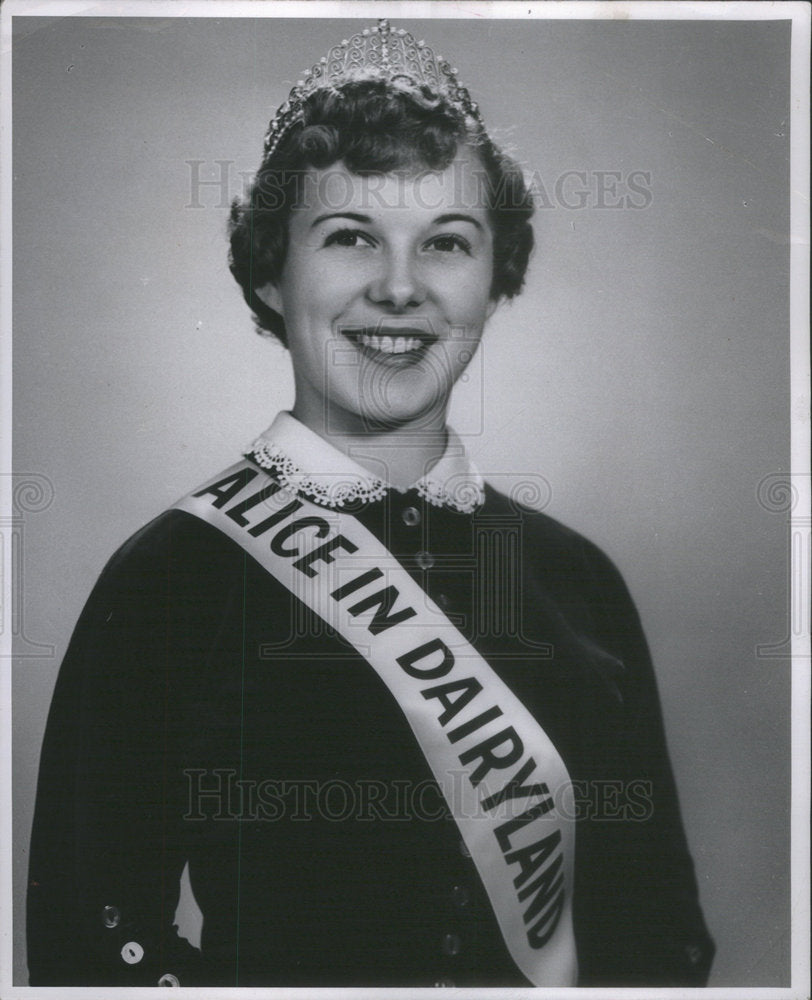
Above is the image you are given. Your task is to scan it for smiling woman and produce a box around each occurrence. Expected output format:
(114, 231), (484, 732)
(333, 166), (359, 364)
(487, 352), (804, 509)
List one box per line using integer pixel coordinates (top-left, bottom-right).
(251, 153), (498, 469)
(227, 73), (533, 479)
(26, 18), (715, 989)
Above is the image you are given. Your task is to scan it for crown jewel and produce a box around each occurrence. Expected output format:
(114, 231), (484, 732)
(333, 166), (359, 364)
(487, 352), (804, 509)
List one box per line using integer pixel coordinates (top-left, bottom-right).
(263, 19), (483, 157)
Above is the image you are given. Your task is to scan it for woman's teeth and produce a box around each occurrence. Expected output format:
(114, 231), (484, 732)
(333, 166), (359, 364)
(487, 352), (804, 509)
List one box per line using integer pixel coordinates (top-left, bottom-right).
(358, 333), (423, 354)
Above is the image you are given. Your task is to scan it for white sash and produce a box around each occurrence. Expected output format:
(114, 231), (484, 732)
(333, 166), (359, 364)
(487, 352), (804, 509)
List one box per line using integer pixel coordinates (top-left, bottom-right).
(175, 460), (578, 986)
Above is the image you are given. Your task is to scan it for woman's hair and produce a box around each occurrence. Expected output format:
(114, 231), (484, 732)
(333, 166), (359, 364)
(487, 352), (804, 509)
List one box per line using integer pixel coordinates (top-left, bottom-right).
(228, 80), (535, 345)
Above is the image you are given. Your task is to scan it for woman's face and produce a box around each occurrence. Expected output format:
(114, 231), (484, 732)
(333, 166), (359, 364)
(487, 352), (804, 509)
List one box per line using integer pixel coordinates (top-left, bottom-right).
(256, 145), (498, 435)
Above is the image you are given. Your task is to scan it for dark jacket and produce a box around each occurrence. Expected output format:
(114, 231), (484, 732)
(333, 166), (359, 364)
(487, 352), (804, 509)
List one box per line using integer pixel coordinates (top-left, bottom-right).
(27, 478), (714, 987)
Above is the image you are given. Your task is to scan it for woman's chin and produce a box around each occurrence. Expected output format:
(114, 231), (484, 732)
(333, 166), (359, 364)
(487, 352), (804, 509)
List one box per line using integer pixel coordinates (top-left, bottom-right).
(351, 393), (449, 432)
(349, 371), (453, 431)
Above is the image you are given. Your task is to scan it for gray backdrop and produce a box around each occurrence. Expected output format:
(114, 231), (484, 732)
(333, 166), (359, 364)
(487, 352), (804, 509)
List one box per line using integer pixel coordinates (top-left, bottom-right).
(12, 13), (792, 986)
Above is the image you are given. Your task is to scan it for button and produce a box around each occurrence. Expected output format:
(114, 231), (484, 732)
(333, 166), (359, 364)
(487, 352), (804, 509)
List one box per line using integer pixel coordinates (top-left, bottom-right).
(401, 506), (421, 526)
(437, 593), (451, 610)
(434, 979), (456, 987)
(102, 905), (121, 928)
(451, 884), (470, 907)
(158, 973), (180, 987)
(459, 838), (471, 858)
(415, 550), (435, 569)
(441, 932), (462, 956)
(121, 941), (144, 964)
(685, 943), (703, 966)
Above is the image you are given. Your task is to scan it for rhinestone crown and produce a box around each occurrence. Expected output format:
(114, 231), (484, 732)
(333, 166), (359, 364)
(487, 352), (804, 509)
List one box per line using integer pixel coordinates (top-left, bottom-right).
(263, 18), (484, 158)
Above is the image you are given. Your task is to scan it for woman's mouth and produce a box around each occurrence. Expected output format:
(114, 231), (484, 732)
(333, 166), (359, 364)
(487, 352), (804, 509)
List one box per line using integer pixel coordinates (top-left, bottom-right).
(342, 325), (438, 362)
(356, 333), (423, 354)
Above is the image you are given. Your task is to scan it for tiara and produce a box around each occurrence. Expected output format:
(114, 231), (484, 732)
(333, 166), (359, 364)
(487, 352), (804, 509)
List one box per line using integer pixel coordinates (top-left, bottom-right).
(263, 18), (485, 158)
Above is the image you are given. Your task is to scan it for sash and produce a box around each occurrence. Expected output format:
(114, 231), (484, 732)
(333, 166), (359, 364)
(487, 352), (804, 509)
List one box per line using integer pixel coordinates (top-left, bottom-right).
(175, 460), (578, 986)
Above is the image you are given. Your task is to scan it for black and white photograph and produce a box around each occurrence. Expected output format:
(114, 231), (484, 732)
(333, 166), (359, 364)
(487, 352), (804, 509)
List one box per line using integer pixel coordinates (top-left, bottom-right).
(1, 1), (809, 996)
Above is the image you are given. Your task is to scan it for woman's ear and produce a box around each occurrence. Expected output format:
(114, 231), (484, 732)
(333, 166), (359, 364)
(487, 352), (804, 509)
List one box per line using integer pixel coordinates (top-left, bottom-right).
(255, 282), (284, 316)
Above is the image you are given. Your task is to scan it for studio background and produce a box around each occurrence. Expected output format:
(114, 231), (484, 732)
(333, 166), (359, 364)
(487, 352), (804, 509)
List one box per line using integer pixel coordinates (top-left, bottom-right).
(11, 13), (791, 987)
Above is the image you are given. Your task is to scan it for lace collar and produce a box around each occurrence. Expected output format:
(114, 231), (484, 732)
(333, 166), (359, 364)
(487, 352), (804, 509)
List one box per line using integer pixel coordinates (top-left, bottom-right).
(246, 412), (485, 514)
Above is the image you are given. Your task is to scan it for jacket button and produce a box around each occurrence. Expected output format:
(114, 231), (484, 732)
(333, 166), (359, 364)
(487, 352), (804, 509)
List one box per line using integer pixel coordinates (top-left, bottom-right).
(401, 506), (421, 526)
(158, 973), (180, 986)
(441, 932), (462, 956)
(451, 884), (470, 907)
(434, 979), (456, 987)
(102, 905), (121, 928)
(121, 941), (144, 964)
(685, 943), (704, 965)
(415, 550), (435, 569)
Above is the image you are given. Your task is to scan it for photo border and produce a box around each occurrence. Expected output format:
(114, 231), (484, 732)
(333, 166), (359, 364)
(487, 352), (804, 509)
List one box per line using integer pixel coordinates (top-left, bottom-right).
(1, 2), (808, 998)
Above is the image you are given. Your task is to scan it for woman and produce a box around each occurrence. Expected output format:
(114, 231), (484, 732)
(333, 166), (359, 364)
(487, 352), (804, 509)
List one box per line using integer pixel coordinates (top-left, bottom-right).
(27, 19), (714, 988)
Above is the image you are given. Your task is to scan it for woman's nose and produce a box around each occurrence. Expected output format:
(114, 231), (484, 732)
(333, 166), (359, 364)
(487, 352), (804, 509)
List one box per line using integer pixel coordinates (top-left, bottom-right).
(367, 249), (426, 311)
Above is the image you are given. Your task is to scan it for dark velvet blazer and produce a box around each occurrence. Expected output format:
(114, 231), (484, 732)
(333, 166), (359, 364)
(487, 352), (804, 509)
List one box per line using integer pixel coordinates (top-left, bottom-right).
(27, 475), (714, 987)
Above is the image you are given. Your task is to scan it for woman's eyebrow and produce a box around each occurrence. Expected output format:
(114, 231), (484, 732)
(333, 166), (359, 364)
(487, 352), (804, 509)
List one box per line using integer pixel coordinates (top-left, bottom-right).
(309, 211), (484, 231)
(433, 213), (484, 231)
(310, 212), (372, 228)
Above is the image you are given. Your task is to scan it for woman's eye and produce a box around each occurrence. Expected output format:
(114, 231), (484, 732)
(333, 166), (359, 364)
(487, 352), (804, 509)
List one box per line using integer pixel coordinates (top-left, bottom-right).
(426, 234), (472, 254)
(323, 228), (374, 249)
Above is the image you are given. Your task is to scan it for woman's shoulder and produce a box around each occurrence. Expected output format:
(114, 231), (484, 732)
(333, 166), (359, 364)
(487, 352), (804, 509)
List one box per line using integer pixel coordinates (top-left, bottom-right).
(480, 484), (649, 707)
(480, 481), (627, 591)
(103, 506), (238, 575)
(85, 506), (251, 627)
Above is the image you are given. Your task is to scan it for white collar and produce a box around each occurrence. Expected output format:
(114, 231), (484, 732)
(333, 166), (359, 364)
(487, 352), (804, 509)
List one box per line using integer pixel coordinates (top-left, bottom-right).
(246, 411), (484, 514)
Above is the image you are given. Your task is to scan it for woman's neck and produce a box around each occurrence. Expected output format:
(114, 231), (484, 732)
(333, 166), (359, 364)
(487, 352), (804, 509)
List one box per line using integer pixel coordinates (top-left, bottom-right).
(291, 400), (449, 490)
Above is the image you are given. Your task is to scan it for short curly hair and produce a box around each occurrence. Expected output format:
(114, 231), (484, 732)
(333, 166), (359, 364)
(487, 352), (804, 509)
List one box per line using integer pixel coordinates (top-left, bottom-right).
(228, 80), (535, 346)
